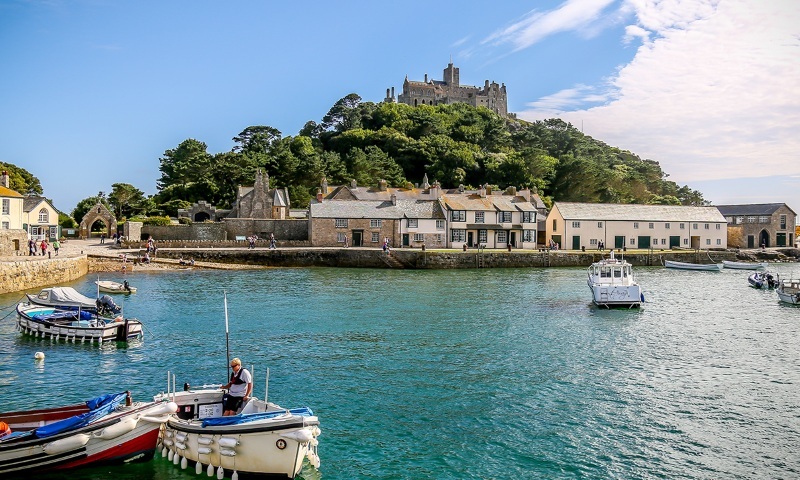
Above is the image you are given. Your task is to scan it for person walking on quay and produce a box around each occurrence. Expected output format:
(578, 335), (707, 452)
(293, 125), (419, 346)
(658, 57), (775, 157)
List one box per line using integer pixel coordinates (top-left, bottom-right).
(28, 238), (36, 256)
(220, 357), (252, 416)
(52, 239), (60, 256)
(100, 233), (105, 244)
(40, 239), (48, 256)
(269, 233), (276, 249)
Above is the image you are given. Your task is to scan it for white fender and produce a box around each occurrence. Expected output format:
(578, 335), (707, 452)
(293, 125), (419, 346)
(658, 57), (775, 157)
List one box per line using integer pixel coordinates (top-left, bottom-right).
(197, 436), (214, 445)
(43, 433), (91, 454)
(175, 442), (187, 450)
(219, 448), (236, 457)
(97, 416), (138, 440)
(164, 430), (173, 438)
(217, 466), (224, 479)
(218, 437), (238, 448)
(280, 429), (313, 443)
(232, 470), (239, 480)
(181, 456), (188, 469)
(198, 446), (213, 454)
(140, 414), (172, 424)
(173, 453), (180, 465)
(174, 432), (188, 442)
(146, 402), (178, 416)
(207, 463), (215, 476)
(196, 461), (203, 475)
(163, 438), (174, 446)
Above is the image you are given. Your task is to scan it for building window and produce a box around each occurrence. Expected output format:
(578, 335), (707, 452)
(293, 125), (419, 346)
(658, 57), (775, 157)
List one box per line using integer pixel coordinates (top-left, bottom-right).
(523, 212), (534, 223)
(497, 231), (507, 243)
(370, 219), (382, 228)
(590, 239), (597, 245)
(572, 221), (581, 228)
(747, 217), (756, 223)
(413, 233), (424, 242)
(633, 222), (639, 229)
(500, 212), (512, 223)
(704, 223), (709, 229)
(523, 230), (534, 242)
(693, 223), (699, 229)
(597, 222), (603, 228)
(736, 216), (744, 224)
(1, 221), (8, 229)
(337, 232), (347, 243)
(759, 216), (770, 223)
(662, 238), (667, 245)
(649, 223), (654, 229)
(780, 215), (787, 229)
(436, 220), (445, 230)
(335, 218), (348, 228)
(38, 209), (49, 223)
(371, 232), (380, 243)
(706, 239), (711, 245)
(552, 219), (557, 231)
(630, 238), (635, 245)
(408, 219), (418, 228)
(716, 239), (721, 245)
(716, 224), (721, 230)
(435, 234), (443, 242)
(475, 212), (484, 223)
(1, 199), (8, 215)
(478, 230), (487, 243)
(451, 211), (466, 222)
(665, 223), (670, 229)
(451, 229), (466, 242)
(680, 223), (685, 229)
(684, 238), (688, 245)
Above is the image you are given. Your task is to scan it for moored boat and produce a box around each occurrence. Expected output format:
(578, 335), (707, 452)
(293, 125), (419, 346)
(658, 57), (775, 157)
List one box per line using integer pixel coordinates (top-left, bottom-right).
(95, 280), (137, 294)
(0, 391), (177, 475)
(16, 303), (143, 344)
(723, 260), (768, 270)
(748, 271), (778, 289)
(587, 251), (643, 308)
(664, 260), (723, 271)
(776, 277), (800, 305)
(26, 287), (122, 316)
(155, 385), (321, 479)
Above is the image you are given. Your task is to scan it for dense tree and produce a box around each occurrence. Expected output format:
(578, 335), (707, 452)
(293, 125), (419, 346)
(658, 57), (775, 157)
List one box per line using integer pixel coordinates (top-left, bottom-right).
(0, 162), (43, 195)
(108, 183), (147, 219)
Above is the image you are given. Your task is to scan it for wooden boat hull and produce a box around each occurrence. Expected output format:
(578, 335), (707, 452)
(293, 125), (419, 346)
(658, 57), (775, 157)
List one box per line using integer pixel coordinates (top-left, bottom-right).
(16, 304), (143, 344)
(0, 400), (177, 475)
(96, 281), (137, 294)
(664, 260), (722, 271)
(722, 261), (768, 270)
(156, 389), (320, 479)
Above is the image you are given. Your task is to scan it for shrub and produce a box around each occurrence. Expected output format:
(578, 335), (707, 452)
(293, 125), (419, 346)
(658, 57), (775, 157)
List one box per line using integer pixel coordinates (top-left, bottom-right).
(178, 217), (192, 225)
(143, 216), (172, 226)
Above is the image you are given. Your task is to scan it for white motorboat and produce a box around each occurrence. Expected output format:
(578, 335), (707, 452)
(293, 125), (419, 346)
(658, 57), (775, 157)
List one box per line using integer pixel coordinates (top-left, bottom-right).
(16, 303), (143, 344)
(156, 382), (321, 480)
(587, 251), (643, 308)
(0, 391), (177, 475)
(664, 260), (723, 271)
(95, 280), (137, 294)
(722, 260), (768, 270)
(26, 287), (120, 314)
(776, 277), (800, 305)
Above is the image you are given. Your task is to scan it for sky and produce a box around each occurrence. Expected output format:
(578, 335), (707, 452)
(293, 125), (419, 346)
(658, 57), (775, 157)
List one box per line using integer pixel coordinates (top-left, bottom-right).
(1, 0), (798, 217)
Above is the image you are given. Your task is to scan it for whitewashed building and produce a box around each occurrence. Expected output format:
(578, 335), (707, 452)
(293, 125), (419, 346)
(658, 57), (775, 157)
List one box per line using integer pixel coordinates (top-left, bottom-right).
(546, 202), (728, 250)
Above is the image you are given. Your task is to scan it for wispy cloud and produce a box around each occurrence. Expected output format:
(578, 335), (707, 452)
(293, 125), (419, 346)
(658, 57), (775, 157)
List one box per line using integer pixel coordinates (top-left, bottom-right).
(516, 0), (800, 189)
(483, 0), (618, 51)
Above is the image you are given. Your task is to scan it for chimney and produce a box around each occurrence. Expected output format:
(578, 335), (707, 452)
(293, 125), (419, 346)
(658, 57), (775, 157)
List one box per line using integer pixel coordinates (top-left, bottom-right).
(350, 179), (358, 189)
(506, 186), (517, 196)
(486, 185), (493, 195)
(479, 184), (487, 198)
(391, 194), (397, 205)
(321, 177), (328, 194)
(425, 73), (428, 83)
(316, 188), (323, 203)
(391, 86), (395, 98)
(0, 171), (8, 188)
(379, 179), (387, 191)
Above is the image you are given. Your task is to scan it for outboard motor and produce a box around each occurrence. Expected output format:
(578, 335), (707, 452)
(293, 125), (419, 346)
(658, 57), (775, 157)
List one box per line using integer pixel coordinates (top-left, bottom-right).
(97, 294), (121, 315)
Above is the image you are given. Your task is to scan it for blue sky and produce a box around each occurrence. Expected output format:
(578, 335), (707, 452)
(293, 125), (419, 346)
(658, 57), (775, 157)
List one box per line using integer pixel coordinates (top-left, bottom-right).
(1, 0), (798, 217)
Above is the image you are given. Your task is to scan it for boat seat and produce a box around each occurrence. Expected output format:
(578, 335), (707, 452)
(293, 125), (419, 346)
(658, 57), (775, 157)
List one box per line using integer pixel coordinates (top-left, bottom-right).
(239, 398), (265, 414)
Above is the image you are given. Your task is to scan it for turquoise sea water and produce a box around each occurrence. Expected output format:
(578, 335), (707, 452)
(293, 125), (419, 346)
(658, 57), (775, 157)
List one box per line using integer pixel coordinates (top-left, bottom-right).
(1, 264), (799, 479)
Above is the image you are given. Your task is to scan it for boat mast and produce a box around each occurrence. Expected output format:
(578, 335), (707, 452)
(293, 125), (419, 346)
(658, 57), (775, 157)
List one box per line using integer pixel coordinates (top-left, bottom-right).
(224, 291), (231, 380)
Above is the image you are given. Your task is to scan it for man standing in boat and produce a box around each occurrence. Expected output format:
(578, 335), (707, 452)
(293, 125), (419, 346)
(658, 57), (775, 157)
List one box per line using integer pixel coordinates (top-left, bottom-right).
(220, 357), (252, 416)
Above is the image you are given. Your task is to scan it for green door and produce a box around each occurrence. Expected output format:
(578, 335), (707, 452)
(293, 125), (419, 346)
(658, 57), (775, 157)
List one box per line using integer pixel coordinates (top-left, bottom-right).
(777, 233), (787, 247)
(615, 236), (625, 249)
(572, 235), (581, 250)
(669, 236), (680, 248)
(637, 236), (651, 249)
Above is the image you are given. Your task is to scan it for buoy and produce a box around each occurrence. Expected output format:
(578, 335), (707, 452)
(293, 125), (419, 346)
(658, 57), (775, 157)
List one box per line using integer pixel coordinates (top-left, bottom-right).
(232, 470), (239, 480)
(207, 463), (214, 476)
(196, 461), (203, 475)
(181, 456), (188, 469)
(34, 352), (45, 360)
(216, 466), (224, 480)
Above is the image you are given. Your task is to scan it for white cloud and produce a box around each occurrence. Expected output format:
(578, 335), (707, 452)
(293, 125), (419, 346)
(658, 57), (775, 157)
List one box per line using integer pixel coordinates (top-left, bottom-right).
(517, 0), (800, 186)
(484, 0), (617, 51)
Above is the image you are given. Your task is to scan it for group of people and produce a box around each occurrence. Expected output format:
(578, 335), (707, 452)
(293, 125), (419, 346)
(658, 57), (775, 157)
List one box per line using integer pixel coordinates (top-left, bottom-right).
(178, 256), (195, 266)
(548, 239), (560, 250)
(28, 238), (60, 257)
(597, 240), (605, 251)
(247, 235), (258, 249)
(382, 237), (392, 254)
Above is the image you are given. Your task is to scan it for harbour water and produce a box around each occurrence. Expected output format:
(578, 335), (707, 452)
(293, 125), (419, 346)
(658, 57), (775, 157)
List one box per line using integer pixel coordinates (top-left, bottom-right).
(1, 264), (799, 479)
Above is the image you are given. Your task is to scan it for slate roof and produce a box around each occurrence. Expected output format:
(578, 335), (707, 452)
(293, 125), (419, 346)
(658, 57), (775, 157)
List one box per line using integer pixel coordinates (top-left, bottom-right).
(0, 186), (23, 198)
(310, 199), (444, 219)
(715, 203), (795, 216)
(554, 202), (726, 222)
(23, 196), (47, 212)
(442, 194), (536, 212)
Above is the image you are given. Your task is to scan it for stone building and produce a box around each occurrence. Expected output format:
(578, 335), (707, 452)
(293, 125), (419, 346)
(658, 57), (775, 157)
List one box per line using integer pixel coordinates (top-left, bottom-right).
(227, 169), (290, 220)
(385, 61), (509, 117)
(716, 203), (796, 248)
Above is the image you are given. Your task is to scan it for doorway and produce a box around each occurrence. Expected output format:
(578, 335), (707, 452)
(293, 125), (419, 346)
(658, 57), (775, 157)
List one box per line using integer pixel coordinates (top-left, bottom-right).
(352, 230), (363, 247)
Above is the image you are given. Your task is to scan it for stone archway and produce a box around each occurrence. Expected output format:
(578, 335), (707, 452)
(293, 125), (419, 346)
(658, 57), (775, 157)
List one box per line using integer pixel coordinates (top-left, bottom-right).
(759, 229), (770, 248)
(79, 203), (117, 240)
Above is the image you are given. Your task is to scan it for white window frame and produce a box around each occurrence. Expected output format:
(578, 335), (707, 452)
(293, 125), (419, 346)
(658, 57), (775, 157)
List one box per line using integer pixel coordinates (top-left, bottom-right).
(523, 230), (534, 242)
(475, 212), (485, 223)
(451, 229), (466, 242)
(337, 232), (347, 243)
(1, 221), (8, 229)
(572, 221), (581, 228)
(371, 232), (380, 243)
(407, 219), (418, 228)
(335, 218), (348, 228)
(500, 212), (512, 223)
(413, 233), (424, 242)
(370, 219), (382, 228)
(478, 230), (487, 243)
(497, 231), (507, 243)
(1, 199), (9, 215)
(38, 208), (49, 223)
(436, 219), (445, 230)
(451, 211), (466, 222)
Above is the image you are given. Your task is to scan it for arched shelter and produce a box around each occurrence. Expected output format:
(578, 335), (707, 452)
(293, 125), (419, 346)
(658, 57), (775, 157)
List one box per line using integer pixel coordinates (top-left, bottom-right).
(79, 203), (117, 239)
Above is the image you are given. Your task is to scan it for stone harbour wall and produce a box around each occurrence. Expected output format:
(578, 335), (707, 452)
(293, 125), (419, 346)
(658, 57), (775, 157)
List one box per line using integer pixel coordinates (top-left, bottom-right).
(0, 255), (89, 294)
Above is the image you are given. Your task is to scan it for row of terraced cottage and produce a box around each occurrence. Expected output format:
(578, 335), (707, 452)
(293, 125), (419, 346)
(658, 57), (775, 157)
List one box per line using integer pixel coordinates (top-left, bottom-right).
(304, 177), (796, 251)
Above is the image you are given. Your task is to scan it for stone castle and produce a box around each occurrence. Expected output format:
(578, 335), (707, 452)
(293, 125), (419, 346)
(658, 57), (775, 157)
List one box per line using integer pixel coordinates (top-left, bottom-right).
(384, 61), (510, 117)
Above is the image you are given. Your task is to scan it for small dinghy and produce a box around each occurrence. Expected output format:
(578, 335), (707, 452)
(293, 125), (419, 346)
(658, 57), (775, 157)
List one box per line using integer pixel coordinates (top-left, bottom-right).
(723, 260), (768, 270)
(665, 260), (722, 271)
(748, 271), (778, 289)
(95, 280), (137, 294)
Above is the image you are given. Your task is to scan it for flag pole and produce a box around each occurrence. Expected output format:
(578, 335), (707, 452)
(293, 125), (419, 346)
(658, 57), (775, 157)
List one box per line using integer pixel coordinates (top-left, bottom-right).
(224, 291), (231, 380)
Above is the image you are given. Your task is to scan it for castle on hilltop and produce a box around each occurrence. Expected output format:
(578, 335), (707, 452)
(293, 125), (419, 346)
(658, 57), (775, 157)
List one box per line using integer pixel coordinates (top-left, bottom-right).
(384, 61), (510, 118)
